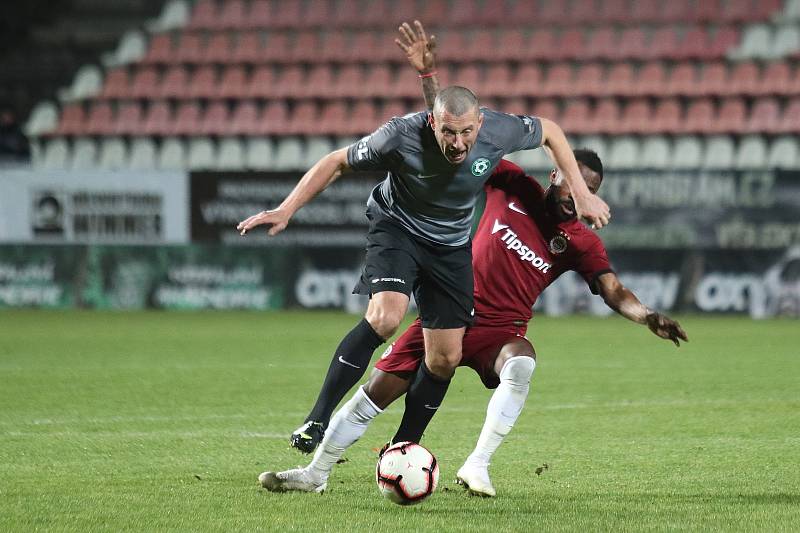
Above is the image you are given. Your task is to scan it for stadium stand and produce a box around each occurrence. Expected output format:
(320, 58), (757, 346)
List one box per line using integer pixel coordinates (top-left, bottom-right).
(14, 0), (800, 170)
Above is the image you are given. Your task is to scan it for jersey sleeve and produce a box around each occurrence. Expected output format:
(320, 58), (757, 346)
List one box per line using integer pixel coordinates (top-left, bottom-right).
(346, 118), (405, 171)
(575, 236), (614, 295)
(494, 112), (544, 154)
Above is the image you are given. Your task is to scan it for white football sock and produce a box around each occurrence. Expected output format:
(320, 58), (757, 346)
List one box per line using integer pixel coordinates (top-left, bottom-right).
(466, 356), (536, 468)
(307, 385), (382, 482)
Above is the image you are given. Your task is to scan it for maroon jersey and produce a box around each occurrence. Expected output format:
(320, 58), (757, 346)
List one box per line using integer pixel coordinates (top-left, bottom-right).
(472, 159), (613, 326)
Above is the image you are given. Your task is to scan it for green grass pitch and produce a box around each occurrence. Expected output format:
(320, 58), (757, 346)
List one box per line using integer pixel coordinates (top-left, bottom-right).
(1, 310), (798, 532)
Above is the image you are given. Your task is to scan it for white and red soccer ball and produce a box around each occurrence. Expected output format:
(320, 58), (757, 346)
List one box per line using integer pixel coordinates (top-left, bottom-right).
(375, 441), (439, 505)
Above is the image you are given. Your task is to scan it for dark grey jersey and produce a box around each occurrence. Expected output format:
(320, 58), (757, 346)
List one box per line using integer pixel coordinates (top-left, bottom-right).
(346, 109), (543, 246)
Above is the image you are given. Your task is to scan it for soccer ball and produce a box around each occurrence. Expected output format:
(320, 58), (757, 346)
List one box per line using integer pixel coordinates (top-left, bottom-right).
(375, 441), (439, 505)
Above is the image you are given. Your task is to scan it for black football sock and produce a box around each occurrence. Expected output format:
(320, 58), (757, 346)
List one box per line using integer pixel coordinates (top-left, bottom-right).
(392, 361), (451, 444)
(305, 318), (384, 427)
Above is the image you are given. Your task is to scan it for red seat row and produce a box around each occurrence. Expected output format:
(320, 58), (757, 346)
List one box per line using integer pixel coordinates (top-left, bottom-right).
(53, 96), (800, 137)
(100, 61), (800, 101)
(142, 25), (741, 66)
(186, 0), (782, 30)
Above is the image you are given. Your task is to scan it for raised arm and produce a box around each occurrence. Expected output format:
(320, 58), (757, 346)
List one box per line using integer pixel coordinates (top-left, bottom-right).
(395, 20), (439, 109)
(237, 148), (350, 236)
(540, 118), (610, 229)
(595, 272), (688, 346)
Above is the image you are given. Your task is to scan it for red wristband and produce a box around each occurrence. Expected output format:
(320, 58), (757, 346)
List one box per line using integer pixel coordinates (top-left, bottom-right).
(418, 70), (437, 79)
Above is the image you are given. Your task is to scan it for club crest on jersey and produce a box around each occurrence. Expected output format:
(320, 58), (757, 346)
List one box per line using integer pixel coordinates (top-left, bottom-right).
(471, 158), (491, 176)
(548, 231), (570, 254)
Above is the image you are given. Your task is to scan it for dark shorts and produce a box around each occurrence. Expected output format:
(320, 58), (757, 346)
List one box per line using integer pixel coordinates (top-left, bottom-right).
(374, 318), (528, 389)
(353, 212), (474, 329)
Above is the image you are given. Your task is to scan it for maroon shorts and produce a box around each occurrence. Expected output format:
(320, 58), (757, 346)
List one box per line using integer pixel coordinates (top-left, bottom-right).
(374, 318), (528, 389)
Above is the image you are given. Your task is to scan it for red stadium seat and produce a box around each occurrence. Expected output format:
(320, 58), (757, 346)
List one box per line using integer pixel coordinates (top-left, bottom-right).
(697, 62), (728, 97)
(691, 0), (721, 22)
(663, 62), (696, 96)
(289, 101), (318, 134)
(273, 66), (305, 98)
(318, 101), (349, 135)
(619, 99), (652, 134)
(614, 28), (647, 60)
(113, 102), (143, 135)
(540, 64), (573, 97)
(483, 63), (513, 98)
(721, 0), (753, 23)
(630, 0), (660, 22)
(754, 0), (783, 19)
(158, 66), (189, 99)
(674, 27), (708, 60)
(746, 97), (781, 133)
(438, 31), (468, 62)
(633, 62), (668, 97)
(232, 32), (262, 63)
(228, 100), (261, 135)
(262, 33), (291, 63)
(349, 100), (379, 135)
(474, 0), (508, 26)
(170, 101), (201, 135)
(572, 0), (603, 23)
(502, 97), (531, 116)
(141, 101), (172, 136)
(186, 66), (217, 99)
(497, 29), (527, 62)
(465, 30), (495, 62)
(175, 33), (204, 63)
(217, 65), (248, 98)
(727, 62), (760, 96)
(528, 30), (557, 61)
(592, 98), (622, 134)
(189, 0), (217, 29)
(569, 63), (604, 97)
(290, 31), (322, 63)
(560, 99), (592, 133)
(359, 0), (390, 26)
(584, 28), (617, 61)
(245, 66), (276, 98)
(509, 64), (542, 98)
(304, 0), (333, 27)
(130, 67), (160, 98)
(56, 104), (86, 135)
(682, 98), (716, 133)
(644, 27), (679, 60)
(261, 101), (290, 135)
(707, 27), (739, 59)
(452, 64), (482, 93)
(219, 0), (246, 29)
(420, 0), (448, 23)
(778, 98), (800, 133)
(143, 34), (173, 64)
(599, 0), (629, 23)
(451, 0), (480, 24)
(660, 0), (691, 22)
(650, 98), (683, 133)
(320, 32), (349, 63)
(199, 101), (229, 135)
(532, 99), (560, 122)
(507, 0), (537, 24)
(100, 68), (130, 99)
(333, 0), (359, 27)
(331, 65), (364, 98)
(245, 0), (272, 29)
(539, 0), (565, 23)
(299, 65), (334, 98)
(379, 101), (407, 123)
(350, 32), (379, 63)
(85, 102), (114, 135)
(554, 29), (585, 61)
(205, 33), (233, 63)
(270, 0), (303, 28)
(362, 65), (393, 98)
(758, 62), (792, 95)
(604, 63), (635, 97)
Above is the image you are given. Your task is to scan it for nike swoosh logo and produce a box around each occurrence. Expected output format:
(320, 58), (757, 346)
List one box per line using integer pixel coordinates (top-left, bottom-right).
(508, 202), (527, 215)
(337, 356), (360, 369)
(491, 219), (509, 234)
(424, 404), (440, 410)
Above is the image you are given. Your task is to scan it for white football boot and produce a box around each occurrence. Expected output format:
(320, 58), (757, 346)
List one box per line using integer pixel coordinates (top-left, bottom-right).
(258, 468), (327, 493)
(456, 462), (496, 497)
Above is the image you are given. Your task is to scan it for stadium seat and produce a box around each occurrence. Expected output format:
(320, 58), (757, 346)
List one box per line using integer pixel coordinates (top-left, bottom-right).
(331, 65), (363, 98)
(113, 102), (143, 135)
(569, 63), (604, 97)
(480, 63), (513, 98)
(85, 102), (114, 135)
(304, 137), (334, 168)
(531, 99), (560, 122)
(640, 136), (671, 169)
(299, 65), (334, 98)
(170, 101), (201, 135)
(101, 68), (131, 99)
(56, 104), (86, 135)
(437, 31), (468, 63)
(643, 27), (678, 60)
(40, 138), (70, 169)
(320, 32), (349, 63)
(188, 0), (217, 29)
(584, 28), (616, 61)
(130, 67), (161, 99)
(560, 100), (592, 133)
(541, 64), (573, 97)
(245, 0), (272, 29)
(349, 100), (379, 135)
(270, 0), (303, 28)
(507, 0), (537, 24)
(670, 135), (703, 168)
(129, 137), (157, 169)
(317, 101), (348, 135)
(781, 0), (800, 20)
(464, 30), (495, 62)
(305, 0), (334, 27)
(218, 0), (246, 29)
(262, 33), (291, 63)
(159, 66), (190, 99)
(691, 0), (721, 22)
(245, 137), (274, 170)
(661, 0), (691, 22)
(663, 62), (695, 96)
(599, 0), (629, 23)
(777, 98), (800, 133)
(232, 32), (262, 63)
(199, 102), (230, 135)
(702, 135), (735, 168)
(290, 31), (322, 63)
(349, 32), (380, 63)
(452, 64), (483, 94)
(758, 61), (792, 95)
(650, 98), (683, 133)
(619, 99), (652, 134)
(723, 0), (756, 23)
(496, 29), (527, 62)
(614, 28), (647, 60)
(289, 101), (318, 135)
(600, 63), (633, 97)
(577, 135), (607, 157)
(187, 137), (216, 170)
(674, 27), (708, 60)
(205, 33), (233, 63)
(697, 61), (728, 97)
(246, 66), (276, 98)
(261, 101), (290, 135)
(767, 136), (800, 168)
(771, 25), (800, 58)
(731, 24), (772, 59)
(591, 99), (621, 134)
(746, 97), (781, 133)
(217, 65), (247, 98)
(147, 0), (190, 33)
(175, 33), (204, 63)
(607, 136), (640, 168)
(707, 26), (739, 58)
(273, 66), (305, 98)
(632, 62), (666, 96)
(228, 100), (261, 136)
(70, 137), (97, 169)
(508, 64), (541, 98)
(273, 137), (304, 170)
(379, 101), (407, 123)
(713, 97), (747, 133)
(141, 101), (172, 136)
(143, 34), (173, 64)
(62, 65), (102, 102)
(98, 138), (128, 169)
(217, 138), (245, 170)
(735, 135), (768, 168)
(554, 29), (585, 61)
(157, 137), (186, 169)
(726, 61), (760, 95)
(527, 29), (557, 61)
(682, 98), (715, 133)
(24, 101), (58, 137)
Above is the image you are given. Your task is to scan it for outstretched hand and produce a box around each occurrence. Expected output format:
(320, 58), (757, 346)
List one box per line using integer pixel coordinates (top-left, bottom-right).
(574, 193), (611, 229)
(237, 208), (289, 236)
(646, 312), (689, 347)
(395, 20), (437, 73)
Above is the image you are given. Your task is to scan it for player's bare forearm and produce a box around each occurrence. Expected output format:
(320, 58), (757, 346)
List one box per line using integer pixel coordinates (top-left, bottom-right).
(280, 148), (350, 216)
(421, 75), (440, 110)
(540, 119), (592, 200)
(597, 273), (688, 346)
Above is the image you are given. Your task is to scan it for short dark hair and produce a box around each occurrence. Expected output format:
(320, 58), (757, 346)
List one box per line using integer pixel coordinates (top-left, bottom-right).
(433, 86), (479, 117)
(574, 148), (603, 180)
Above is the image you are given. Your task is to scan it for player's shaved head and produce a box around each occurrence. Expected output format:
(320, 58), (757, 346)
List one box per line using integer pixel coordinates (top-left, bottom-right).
(433, 86), (480, 117)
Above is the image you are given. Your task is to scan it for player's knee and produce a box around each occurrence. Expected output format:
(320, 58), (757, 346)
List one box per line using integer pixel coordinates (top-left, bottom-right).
(499, 355), (536, 388)
(365, 309), (403, 339)
(425, 348), (461, 379)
